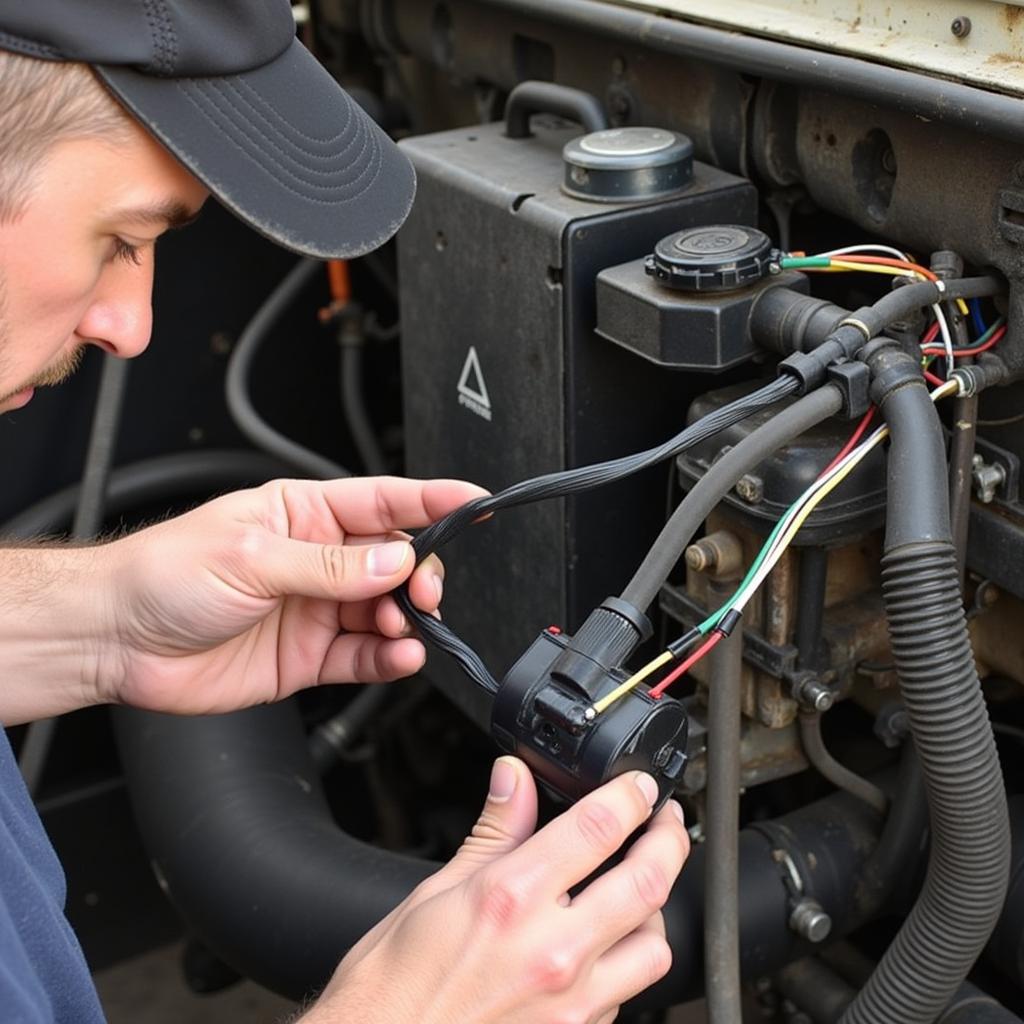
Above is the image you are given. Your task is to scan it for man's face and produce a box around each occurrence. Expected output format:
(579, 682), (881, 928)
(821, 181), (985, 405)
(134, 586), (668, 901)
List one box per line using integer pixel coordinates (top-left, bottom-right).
(0, 116), (208, 412)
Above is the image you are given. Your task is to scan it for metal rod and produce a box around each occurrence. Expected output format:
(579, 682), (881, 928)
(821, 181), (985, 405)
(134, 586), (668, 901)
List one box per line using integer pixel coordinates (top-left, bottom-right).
(795, 546), (828, 671)
(704, 608), (744, 1023)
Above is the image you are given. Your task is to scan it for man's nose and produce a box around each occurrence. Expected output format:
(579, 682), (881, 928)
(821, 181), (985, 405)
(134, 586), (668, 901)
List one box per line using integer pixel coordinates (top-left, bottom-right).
(74, 252), (155, 359)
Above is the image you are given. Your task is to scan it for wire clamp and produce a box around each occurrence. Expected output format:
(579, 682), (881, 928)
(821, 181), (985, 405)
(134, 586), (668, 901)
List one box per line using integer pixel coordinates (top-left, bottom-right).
(836, 317), (872, 343)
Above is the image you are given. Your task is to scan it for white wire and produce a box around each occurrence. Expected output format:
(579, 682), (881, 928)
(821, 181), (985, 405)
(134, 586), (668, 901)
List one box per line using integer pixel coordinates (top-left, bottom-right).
(810, 243), (913, 261)
(729, 380), (959, 615)
(732, 426), (888, 613)
(929, 303), (955, 378)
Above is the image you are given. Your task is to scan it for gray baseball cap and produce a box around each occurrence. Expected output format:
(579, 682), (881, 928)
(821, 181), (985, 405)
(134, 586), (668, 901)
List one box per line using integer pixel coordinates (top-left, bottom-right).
(0, 0), (416, 258)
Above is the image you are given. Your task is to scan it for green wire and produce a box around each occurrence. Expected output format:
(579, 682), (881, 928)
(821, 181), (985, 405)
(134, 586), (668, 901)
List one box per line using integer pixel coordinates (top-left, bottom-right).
(698, 513), (789, 633)
(779, 256), (832, 269)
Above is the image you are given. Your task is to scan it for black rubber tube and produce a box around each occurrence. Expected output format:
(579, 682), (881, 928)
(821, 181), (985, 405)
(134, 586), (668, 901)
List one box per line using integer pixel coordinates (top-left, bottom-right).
(113, 702), (436, 1000)
(704, 617), (744, 1024)
(340, 341), (388, 476)
(0, 450), (292, 540)
(225, 258), (350, 480)
(476, 0), (1024, 148)
(948, 391), (978, 588)
(114, 692), (887, 1004)
(839, 360), (1011, 1023)
(799, 712), (889, 816)
(621, 384), (843, 612)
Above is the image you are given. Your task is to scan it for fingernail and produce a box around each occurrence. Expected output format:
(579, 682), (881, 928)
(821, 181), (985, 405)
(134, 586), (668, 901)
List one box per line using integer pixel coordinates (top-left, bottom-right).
(668, 800), (685, 825)
(489, 758), (517, 802)
(433, 574), (444, 603)
(368, 541), (410, 577)
(634, 773), (659, 807)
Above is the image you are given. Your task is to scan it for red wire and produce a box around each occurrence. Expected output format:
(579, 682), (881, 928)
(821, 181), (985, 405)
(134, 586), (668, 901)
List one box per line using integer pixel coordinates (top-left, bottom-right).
(921, 324), (1007, 359)
(821, 406), (876, 477)
(923, 368), (946, 387)
(921, 320), (940, 345)
(649, 632), (722, 700)
(830, 254), (937, 281)
(649, 408), (881, 700)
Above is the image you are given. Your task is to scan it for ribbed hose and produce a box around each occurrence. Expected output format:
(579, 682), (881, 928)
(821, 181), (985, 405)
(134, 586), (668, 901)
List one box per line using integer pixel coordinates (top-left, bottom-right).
(840, 353), (1010, 1023)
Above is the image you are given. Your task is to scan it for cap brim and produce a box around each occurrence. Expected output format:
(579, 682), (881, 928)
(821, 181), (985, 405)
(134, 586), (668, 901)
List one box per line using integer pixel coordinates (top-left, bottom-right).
(96, 39), (415, 259)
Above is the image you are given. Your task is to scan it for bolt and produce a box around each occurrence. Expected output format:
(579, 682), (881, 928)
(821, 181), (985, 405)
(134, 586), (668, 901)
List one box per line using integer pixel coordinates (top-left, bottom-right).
(972, 454), (1006, 504)
(951, 15), (972, 37)
(789, 898), (832, 943)
(735, 473), (765, 504)
(791, 674), (834, 712)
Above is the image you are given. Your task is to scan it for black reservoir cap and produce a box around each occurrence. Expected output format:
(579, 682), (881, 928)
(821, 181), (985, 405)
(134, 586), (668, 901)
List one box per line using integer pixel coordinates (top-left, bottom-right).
(645, 224), (775, 292)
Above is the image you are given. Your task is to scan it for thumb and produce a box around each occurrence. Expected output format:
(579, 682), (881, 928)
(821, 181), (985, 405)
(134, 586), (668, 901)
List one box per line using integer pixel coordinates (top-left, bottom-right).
(444, 757), (539, 882)
(252, 534), (415, 602)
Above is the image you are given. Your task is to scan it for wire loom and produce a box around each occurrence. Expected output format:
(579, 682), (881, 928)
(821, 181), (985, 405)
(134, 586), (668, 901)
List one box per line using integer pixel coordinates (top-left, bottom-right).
(394, 375), (800, 693)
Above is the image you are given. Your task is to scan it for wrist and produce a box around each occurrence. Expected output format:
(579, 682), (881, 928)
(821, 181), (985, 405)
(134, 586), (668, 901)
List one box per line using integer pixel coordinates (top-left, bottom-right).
(0, 542), (122, 724)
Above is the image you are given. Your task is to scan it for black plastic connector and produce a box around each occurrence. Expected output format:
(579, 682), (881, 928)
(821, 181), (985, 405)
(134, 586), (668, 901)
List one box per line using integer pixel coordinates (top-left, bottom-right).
(825, 360), (872, 419)
(491, 601), (688, 808)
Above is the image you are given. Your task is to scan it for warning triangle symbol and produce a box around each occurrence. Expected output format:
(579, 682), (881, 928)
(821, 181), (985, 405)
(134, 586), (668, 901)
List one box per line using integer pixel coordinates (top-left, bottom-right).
(457, 346), (491, 409)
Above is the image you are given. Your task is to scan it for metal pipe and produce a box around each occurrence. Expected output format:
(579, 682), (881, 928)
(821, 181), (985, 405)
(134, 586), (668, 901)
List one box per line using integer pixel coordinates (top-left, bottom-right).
(795, 545), (828, 671)
(704, 579), (744, 1023)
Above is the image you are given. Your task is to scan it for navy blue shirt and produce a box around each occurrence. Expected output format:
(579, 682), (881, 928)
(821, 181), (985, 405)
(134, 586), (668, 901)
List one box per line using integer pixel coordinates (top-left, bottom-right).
(0, 728), (105, 1023)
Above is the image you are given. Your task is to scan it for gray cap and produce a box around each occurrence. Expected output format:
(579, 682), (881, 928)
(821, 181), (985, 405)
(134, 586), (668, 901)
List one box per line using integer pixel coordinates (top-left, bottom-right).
(0, 0), (416, 258)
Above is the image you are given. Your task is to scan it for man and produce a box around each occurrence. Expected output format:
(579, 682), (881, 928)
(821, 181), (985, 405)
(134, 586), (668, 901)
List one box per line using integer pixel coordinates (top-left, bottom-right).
(0, 2), (689, 1022)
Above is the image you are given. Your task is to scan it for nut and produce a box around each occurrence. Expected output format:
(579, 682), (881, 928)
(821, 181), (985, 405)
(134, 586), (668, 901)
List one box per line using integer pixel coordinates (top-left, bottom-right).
(735, 473), (765, 504)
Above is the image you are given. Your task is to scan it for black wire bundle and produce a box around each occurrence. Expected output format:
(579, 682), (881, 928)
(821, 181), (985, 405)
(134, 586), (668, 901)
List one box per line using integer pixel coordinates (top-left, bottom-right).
(396, 375), (800, 692)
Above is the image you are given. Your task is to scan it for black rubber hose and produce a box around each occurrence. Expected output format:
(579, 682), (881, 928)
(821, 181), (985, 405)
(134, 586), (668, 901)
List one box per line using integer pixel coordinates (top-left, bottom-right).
(340, 340), (388, 476)
(225, 258), (350, 480)
(704, 617), (744, 1024)
(798, 712), (889, 816)
(113, 701), (436, 1001)
(839, 357), (1010, 1023)
(855, 739), (928, 919)
(0, 450), (291, 540)
(620, 384), (843, 612)
(114, 692), (887, 1004)
(948, 390), (978, 588)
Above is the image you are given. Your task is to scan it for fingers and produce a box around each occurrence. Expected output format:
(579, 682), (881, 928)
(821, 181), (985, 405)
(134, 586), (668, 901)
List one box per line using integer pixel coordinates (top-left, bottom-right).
(318, 477), (489, 534)
(447, 758), (539, 876)
(591, 917), (673, 1010)
(495, 772), (661, 903)
(567, 801), (688, 950)
(250, 532), (416, 604)
(318, 633), (426, 684)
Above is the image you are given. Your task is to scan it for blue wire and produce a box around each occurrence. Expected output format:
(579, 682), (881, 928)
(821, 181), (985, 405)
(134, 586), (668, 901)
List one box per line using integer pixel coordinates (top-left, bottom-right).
(970, 298), (988, 337)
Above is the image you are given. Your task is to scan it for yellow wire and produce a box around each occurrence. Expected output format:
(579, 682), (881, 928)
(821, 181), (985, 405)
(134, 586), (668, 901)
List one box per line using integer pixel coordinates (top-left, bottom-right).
(591, 650), (674, 715)
(956, 297), (970, 316)
(591, 379), (960, 718)
(826, 260), (918, 278)
(766, 379), (959, 558)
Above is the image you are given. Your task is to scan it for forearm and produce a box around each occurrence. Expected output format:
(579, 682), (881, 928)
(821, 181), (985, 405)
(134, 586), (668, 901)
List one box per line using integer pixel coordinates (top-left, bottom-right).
(0, 543), (117, 724)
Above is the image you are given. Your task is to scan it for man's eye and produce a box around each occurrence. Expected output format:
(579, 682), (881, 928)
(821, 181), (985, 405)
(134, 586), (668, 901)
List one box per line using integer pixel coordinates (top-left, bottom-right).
(112, 237), (143, 266)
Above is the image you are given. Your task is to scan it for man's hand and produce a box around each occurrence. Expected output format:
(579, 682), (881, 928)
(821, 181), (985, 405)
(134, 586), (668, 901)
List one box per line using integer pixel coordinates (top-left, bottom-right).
(95, 476), (484, 714)
(307, 758), (688, 1024)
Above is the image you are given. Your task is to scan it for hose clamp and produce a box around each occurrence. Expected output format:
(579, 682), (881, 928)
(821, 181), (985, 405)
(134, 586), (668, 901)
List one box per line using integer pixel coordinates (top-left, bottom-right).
(837, 317), (872, 343)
